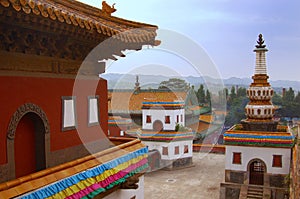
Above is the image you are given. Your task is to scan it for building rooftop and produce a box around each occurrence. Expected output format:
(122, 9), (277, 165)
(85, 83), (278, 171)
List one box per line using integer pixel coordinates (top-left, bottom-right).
(224, 124), (295, 148)
(0, 0), (157, 44)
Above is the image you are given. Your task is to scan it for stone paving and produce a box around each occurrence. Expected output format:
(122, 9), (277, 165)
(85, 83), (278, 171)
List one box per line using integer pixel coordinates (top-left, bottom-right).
(144, 153), (225, 199)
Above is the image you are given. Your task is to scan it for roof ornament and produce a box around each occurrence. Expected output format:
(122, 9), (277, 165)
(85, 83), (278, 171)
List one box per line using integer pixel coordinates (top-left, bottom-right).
(255, 34), (266, 48)
(102, 1), (116, 16)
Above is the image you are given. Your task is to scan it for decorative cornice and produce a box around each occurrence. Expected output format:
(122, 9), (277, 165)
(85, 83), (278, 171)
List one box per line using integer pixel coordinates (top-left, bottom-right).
(7, 103), (50, 140)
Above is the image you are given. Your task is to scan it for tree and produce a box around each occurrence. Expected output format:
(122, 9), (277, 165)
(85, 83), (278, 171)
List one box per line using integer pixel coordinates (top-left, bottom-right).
(272, 92), (282, 106)
(237, 87), (247, 97)
(283, 87), (295, 102)
(196, 84), (206, 104)
(229, 86), (236, 100)
(158, 78), (189, 91)
(205, 89), (211, 104)
(295, 92), (300, 103)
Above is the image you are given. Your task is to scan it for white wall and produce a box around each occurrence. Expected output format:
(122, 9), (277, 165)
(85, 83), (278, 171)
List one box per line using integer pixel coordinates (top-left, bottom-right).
(143, 140), (193, 160)
(103, 176), (144, 199)
(225, 145), (291, 175)
(142, 109), (185, 130)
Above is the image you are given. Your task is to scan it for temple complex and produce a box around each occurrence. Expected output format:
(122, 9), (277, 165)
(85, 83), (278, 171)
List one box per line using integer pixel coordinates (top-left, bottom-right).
(220, 34), (295, 199)
(0, 0), (158, 198)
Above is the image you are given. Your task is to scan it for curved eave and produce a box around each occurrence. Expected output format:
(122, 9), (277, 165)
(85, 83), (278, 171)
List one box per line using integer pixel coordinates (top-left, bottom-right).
(0, 0), (158, 44)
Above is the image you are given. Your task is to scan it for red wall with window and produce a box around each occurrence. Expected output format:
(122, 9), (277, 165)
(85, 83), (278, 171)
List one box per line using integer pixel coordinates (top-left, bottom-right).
(0, 76), (108, 164)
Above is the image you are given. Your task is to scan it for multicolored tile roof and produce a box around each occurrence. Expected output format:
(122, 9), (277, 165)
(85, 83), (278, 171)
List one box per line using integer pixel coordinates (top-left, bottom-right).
(224, 125), (295, 148)
(0, 140), (148, 198)
(108, 116), (132, 126)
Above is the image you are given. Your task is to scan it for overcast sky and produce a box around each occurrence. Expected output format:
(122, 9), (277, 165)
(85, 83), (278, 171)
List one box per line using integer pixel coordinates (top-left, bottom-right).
(79, 0), (300, 81)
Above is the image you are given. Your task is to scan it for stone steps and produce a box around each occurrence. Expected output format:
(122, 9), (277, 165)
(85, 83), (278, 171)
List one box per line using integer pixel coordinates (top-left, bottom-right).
(247, 186), (263, 199)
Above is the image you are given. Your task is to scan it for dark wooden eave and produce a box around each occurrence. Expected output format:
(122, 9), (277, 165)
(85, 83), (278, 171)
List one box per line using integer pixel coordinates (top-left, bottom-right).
(0, 0), (159, 76)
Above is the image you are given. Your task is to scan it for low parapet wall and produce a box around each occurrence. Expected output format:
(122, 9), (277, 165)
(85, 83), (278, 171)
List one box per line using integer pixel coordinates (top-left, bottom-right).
(193, 144), (225, 154)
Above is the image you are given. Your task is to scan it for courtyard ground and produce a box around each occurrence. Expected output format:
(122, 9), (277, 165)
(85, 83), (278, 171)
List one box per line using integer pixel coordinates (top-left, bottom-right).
(144, 153), (225, 199)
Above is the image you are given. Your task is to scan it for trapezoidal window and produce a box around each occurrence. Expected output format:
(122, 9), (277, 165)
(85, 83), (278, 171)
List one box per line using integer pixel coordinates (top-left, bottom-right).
(272, 155), (282, 168)
(88, 96), (99, 126)
(162, 147), (168, 155)
(62, 96), (77, 131)
(146, 115), (152, 123)
(174, 146), (179, 155)
(165, 116), (170, 124)
(184, 145), (189, 154)
(232, 152), (242, 164)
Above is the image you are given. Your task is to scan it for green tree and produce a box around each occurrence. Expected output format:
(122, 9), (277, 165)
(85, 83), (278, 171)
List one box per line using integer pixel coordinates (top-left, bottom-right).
(283, 87), (295, 102)
(237, 87), (247, 97)
(205, 89), (211, 104)
(197, 84), (206, 104)
(295, 91), (300, 103)
(272, 92), (282, 106)
(230, 86), (237, 100)
(225, 96), (248, 126)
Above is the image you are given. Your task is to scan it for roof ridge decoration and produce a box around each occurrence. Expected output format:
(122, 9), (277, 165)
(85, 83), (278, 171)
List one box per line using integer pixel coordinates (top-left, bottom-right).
(0, 0), (158, 44)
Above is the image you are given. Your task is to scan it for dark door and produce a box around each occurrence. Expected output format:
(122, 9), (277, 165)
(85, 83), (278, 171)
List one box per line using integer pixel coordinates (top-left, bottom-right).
(249, 160), (265, 185)
(14, 113), (46, 178)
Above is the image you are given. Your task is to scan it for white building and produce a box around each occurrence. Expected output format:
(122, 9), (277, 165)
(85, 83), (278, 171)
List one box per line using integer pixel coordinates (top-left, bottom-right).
(138, 101), (194, 170)
(220, 34), (295, 199)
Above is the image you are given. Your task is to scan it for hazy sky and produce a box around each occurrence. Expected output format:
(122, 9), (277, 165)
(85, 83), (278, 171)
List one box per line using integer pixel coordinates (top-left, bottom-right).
(79, 0), (300, 81)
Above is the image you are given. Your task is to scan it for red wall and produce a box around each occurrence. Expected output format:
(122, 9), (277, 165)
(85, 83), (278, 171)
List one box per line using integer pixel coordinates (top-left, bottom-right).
(0, 76), (108, 164)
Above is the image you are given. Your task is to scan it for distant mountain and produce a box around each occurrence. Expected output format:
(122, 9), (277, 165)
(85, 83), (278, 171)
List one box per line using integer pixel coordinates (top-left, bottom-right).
(100, 73), (300, 92)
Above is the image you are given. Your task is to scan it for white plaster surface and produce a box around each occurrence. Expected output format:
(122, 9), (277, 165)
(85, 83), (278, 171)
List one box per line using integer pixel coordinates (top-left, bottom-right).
(142, 140), (193, 160)
(225, 145), (291, 174)
(142, 109), (184, 131)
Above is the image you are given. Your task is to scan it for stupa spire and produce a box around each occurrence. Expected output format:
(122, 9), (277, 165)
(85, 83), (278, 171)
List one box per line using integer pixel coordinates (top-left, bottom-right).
(242, 34), (277, 132)
(254, 34), (268, 75)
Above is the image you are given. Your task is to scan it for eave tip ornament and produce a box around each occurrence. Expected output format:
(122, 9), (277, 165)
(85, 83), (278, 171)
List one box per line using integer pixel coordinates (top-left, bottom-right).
(102, 1), (116, 16)
(255, 34), (266, 48)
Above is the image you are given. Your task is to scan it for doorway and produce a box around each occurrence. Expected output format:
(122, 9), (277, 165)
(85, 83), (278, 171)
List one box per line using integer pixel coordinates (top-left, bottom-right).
(249, 159), (266, 185)
(14, 112), (46, 178)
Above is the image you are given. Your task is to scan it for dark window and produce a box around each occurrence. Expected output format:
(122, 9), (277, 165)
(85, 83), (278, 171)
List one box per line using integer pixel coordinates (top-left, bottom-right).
(162, 147), (168, 155)
(257, 109), (261, 115)
(146, 115), (152, 123)
(272, 155), (282, 167)
(176, 115), (179, 123)
(184, 145), (189, 154)
(233, 152), (241, 164)
(165, 116), (170, 124)
(175, 146), (179, 155)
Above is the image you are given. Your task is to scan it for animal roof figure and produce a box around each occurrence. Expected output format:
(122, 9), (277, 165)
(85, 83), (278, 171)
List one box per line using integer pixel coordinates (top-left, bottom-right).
(102, 1), (116, 16)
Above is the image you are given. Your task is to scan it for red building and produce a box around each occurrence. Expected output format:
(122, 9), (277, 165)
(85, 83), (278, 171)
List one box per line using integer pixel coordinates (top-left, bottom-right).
(0, 0), (158, 198)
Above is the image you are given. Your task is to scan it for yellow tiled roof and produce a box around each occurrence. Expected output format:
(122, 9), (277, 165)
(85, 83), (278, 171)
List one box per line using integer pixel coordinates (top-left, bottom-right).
(199, 115), (213, 124)
(109, 91), (188, 111)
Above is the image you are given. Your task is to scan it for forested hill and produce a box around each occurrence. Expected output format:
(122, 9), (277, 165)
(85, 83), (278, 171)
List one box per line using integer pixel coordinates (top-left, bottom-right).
(101, 73), (300, 92)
